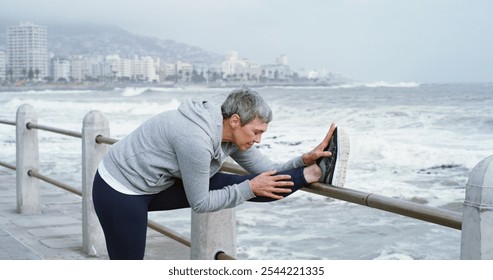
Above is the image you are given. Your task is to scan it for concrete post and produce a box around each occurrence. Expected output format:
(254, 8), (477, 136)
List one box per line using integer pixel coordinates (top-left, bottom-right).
(461, 155), (493, 259)
(16, 104), (40, 214)
(191, 209), (236, 259)
(82, 110), (109, 257)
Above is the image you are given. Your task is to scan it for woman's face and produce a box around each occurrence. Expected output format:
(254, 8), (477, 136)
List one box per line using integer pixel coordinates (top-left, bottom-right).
(233, 117), (268, 151)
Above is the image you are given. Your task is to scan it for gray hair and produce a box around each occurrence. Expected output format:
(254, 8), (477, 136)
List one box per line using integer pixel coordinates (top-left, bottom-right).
(221, 87), (273, 125)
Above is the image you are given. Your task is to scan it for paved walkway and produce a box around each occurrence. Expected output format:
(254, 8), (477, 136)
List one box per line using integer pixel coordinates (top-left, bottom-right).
(0, 168), (190, 260)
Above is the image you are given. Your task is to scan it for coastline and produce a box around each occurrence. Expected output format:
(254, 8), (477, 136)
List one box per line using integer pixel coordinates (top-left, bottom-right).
(0, 80), (350, 93)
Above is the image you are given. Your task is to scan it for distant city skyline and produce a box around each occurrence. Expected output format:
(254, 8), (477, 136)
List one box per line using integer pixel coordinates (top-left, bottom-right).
(3, 22), (327, 85)
(1, 0), (492, 83)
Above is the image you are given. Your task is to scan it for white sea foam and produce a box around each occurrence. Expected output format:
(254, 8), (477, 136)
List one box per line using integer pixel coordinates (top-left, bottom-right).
(365, 81), (421, 88)
(121, 87), (149, 96)
(329, 81), (420, 89)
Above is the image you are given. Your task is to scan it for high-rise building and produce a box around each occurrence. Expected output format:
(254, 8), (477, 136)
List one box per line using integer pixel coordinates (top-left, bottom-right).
(7, 22), (48, 81)
(0, 51), (6, 82)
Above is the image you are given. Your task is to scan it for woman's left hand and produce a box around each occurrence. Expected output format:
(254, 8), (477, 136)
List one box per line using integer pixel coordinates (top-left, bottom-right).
(301, 122), (337, 166)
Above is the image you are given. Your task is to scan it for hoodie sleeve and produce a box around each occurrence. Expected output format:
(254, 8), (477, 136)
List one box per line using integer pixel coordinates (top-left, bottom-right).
(230, 146), (305, 174)
(172, 134), (255, 213)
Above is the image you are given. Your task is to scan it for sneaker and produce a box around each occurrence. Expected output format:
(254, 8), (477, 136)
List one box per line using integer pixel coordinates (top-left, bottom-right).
(317, 127), (350, 187)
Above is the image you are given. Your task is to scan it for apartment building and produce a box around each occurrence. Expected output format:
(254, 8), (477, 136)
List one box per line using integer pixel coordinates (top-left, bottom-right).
(222, 51), (262, 81)
(7, 22), (48, 81)
(51, 57), (71, 82)
(0, 51), (5, 82)
(131, 56), (159, 82)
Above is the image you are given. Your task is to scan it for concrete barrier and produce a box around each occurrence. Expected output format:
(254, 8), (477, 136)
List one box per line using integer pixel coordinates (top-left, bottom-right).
(15, 104), (40, 214)
(461, 155), (493, 259)
(82, 110), (110, 257)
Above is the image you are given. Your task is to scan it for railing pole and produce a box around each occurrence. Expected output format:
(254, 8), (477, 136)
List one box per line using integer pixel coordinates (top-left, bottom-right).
(16, 104), (40, 214)
(461, 155), (493, 259)
(82, 110), (109, 256)
(191, 209), (236, 260)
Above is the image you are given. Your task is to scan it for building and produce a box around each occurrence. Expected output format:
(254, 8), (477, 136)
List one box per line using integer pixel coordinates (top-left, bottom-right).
(51, 57), (71, 82)
(162, 60), (193, 82)
(131, 56), (159, 82)
(221, 51), (261, 82)
(260, 54), (292, 81)
(0, 51), (5, 82)
(70, 55), (103, 82)
(7, 22), (48, 81)
(276, 54), (288, 66)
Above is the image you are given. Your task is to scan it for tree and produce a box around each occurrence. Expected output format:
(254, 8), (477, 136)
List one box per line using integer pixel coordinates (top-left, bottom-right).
(185, 71), (190, 83)
(178, 70), (183, 83)
(7, 68), (14, 83)
(28, 68), (34, 81)
(206, 70), (211, 83)
(34, 68), (40, 81)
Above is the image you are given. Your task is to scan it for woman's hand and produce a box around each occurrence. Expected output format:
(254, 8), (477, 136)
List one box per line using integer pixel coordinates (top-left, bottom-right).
(249, 170), (294, 199)
(301, 122), (337, 166)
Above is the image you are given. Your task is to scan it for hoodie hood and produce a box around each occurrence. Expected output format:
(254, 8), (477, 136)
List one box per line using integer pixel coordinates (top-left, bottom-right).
(178, 99), (224, 160)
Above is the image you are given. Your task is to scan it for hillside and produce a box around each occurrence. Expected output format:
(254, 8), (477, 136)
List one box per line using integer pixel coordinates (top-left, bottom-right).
(0, 21), (224, 65)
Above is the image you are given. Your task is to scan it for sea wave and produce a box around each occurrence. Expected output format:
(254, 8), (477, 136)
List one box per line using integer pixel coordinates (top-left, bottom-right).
(121, 87), (150, 97)
(329, 81), (421, 89)
(365, 81), (421, 88)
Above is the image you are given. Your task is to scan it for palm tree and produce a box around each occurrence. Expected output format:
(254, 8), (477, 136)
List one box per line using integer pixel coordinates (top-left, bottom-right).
(178, 70), (183, 83)
(7, 68), (14, 83)
(28, 68), (34, 81)
(206, 70), (211, 84)
(185, 71), (190, 83)
(34, 68), (40, 81)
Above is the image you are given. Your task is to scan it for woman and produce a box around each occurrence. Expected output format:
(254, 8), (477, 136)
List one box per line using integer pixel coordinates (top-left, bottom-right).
(92, 87), (349, 259)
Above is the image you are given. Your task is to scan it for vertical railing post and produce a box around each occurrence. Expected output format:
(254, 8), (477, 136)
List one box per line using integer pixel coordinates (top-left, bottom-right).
(461, 155), (493, 259)
(16, 104), (40, 214)
(82, 110), (109, 257)
(191, 209), (236, 259)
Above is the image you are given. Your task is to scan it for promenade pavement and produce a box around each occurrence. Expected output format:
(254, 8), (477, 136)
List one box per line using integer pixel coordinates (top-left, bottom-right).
(0, 168), (190, 260)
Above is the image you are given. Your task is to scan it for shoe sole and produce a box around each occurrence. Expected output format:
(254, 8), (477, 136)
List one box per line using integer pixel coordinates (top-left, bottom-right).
(331, 128), (350, 187)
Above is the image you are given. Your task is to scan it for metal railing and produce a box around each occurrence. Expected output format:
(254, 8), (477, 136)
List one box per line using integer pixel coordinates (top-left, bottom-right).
(222, 162), (462, 230)
(0, 115), (199, 258)
(1, 104), (493, 260)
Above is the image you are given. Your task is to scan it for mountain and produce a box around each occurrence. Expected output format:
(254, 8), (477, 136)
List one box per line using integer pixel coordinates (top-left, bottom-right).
(0, 21), (224, 65)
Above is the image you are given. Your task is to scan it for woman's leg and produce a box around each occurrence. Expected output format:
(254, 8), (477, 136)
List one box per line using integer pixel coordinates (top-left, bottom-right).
(210, 167), (308, 202)
(92, 171), (154, 260)
(148, 167), (309, 211)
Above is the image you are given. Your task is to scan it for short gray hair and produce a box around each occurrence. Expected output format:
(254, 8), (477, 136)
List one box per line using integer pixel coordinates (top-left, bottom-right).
(221, 87), (273, 125)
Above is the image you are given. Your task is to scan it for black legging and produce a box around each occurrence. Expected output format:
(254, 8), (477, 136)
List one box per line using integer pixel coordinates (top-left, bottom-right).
(92, 167), (308, 260)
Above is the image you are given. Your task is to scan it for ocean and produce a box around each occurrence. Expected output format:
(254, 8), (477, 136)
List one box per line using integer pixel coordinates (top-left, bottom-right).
(1, 82), (492, 259)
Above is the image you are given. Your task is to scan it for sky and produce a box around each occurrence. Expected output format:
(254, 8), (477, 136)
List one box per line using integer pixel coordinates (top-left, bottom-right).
(1, 0), (492, 83)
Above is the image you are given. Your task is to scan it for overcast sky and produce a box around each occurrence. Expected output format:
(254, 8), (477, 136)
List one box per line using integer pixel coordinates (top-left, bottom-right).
(1, 0), (492, 83)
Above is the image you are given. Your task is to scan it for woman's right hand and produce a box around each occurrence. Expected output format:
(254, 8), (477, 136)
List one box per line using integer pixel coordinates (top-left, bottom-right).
(248, 170), (294, 199)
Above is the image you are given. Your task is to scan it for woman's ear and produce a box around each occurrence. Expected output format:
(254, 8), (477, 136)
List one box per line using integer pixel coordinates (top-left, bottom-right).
(230, 114), (241, 129)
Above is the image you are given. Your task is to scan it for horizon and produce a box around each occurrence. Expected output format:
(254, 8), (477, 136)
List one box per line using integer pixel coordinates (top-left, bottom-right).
(1, 0), (492, 84)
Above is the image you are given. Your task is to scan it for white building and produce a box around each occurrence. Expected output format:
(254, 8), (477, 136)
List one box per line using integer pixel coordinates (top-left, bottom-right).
(276, 54), (288, 66)
(104, 54), (122, 80)
(68, 55), (159, 82)
(7, 22), (48, 81)
(131, 56), (159, 82)
(51, 57), (71, 82)
(260, 54), (292, 81)
(162, 60), (193, 82)
(0, 51), (5, 82)
(70, 55), (103, 82)
(175, 60), (193, 82)
(221, 51), (261, 81)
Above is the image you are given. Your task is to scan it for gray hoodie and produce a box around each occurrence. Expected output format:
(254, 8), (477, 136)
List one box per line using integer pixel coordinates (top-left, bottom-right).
(102, 99), (304, 213)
